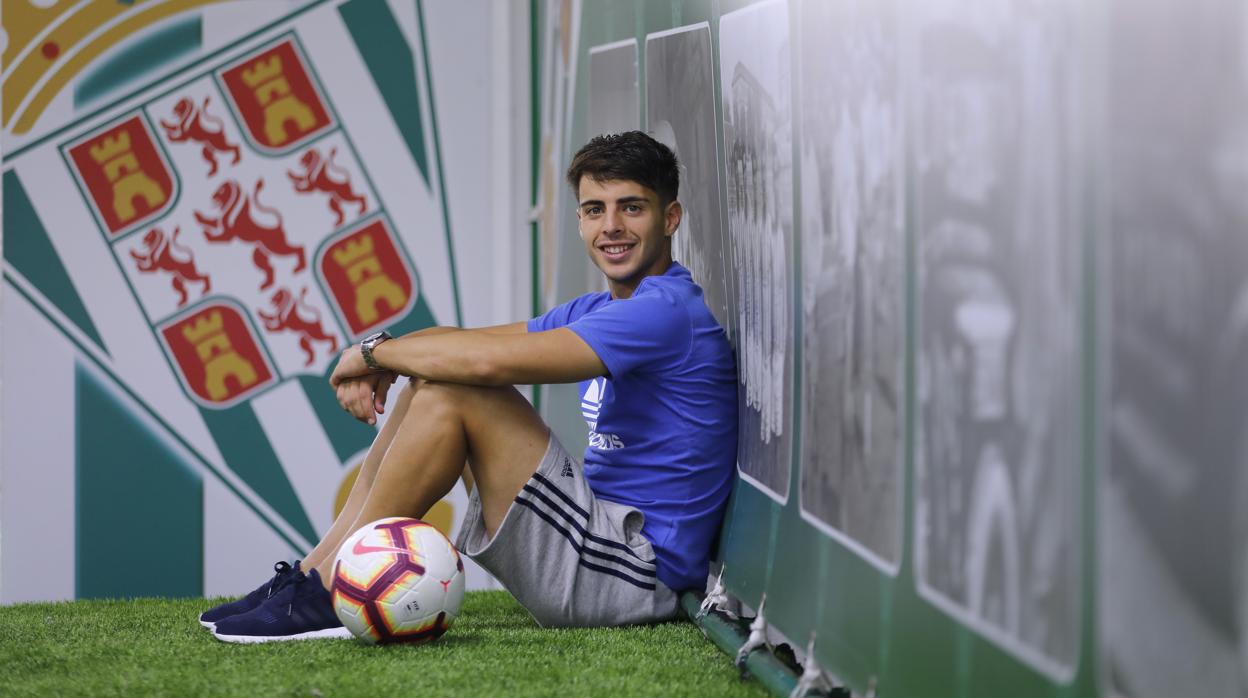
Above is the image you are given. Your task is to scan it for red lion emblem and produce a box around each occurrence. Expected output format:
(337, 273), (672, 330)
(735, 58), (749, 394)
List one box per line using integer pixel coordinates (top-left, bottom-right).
(257, 287), (338, 366)
(194, 179), (306, 290)
(287, 147), (367, 226)
(160, 96), (241, 177)
(130, 226), (211, 307)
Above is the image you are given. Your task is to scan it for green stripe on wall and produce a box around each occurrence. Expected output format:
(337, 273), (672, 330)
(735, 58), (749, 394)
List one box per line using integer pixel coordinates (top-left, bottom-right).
(3, 170), (108, 353)
(75, 363), (202, 599)
(200, 404), (318, 546)
(338, 0), (429, 186)
(300, 371), (379, 465)
(414, 0), (464, 327)
(74, 15), (203, 108)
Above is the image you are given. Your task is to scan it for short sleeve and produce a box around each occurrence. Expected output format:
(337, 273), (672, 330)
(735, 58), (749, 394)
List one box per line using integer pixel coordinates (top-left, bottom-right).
(528, 292), (609, 332)
(565, 292), (692, 377)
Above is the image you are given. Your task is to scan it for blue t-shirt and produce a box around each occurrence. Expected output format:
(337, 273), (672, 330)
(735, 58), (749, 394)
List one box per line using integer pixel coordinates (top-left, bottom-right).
(527, 263), (738, 591)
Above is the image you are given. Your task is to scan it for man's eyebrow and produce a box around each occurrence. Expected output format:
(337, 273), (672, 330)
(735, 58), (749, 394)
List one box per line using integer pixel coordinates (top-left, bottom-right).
(577, 196), (649, 208)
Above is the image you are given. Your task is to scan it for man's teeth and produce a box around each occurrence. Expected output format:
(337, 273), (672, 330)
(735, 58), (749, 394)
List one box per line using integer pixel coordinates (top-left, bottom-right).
(603, 245), (631, 254)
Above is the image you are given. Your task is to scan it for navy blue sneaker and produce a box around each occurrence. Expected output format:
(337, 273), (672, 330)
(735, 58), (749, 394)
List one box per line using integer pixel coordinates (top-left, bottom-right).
(199, 560), (300, 630)
(212, 568), (352, 643)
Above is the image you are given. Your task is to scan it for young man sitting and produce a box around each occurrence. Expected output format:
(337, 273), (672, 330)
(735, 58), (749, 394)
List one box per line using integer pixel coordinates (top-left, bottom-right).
(202, 131), (738, 641)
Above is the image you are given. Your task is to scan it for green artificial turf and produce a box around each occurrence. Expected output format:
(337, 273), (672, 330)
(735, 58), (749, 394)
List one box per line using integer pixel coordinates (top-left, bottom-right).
(0, 590), (767, 697)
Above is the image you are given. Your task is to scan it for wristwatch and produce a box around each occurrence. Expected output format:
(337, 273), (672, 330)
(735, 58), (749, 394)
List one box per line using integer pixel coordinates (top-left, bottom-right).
(359, 330), (392, 371)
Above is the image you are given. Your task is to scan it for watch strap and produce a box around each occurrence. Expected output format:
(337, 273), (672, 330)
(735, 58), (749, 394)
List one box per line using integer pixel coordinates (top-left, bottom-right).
(360, 331), (391, 371)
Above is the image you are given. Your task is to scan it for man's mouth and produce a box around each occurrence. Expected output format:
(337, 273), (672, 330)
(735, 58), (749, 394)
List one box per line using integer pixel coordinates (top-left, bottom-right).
(598, 242), (636, 260)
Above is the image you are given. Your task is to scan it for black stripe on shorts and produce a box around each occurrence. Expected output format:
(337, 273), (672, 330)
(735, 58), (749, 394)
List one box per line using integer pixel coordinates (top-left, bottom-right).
(514, 495), (657, 591)
(528, 476), (657, 563)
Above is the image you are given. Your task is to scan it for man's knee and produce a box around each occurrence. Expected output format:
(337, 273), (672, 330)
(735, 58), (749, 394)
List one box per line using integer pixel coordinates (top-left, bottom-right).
(404, 378), (470, 406)
(402, 381), (538, 437)
(404, 379), (505, 418)
(404, 380), (466, 422)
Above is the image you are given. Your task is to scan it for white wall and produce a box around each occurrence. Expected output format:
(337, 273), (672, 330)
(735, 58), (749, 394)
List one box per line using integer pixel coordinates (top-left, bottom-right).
(425, 0), (533, 330)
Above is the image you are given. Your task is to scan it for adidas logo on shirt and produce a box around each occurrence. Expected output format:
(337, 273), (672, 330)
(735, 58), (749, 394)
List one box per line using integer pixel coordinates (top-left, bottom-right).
(581, 378), (605, 429)
(561, 457), (574, 478)
(582, 377), (625, 450)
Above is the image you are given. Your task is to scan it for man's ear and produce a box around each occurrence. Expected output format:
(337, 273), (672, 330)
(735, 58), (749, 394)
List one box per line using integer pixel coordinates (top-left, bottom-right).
(664, 200), (682, 236)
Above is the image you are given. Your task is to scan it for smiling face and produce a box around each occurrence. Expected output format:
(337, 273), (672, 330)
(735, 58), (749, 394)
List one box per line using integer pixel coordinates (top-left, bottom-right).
(576, 177), (682, 299)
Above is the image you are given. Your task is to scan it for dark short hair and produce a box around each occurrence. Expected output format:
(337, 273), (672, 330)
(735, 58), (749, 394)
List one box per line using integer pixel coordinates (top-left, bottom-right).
(565, 131), (680, 204)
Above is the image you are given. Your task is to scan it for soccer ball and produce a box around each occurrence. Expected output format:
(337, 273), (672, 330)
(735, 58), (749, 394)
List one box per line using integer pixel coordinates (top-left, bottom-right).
(331, 517), (466, 644)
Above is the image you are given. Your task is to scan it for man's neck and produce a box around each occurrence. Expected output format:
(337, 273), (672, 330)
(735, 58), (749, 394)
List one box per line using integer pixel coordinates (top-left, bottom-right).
(608, 258), (673, 299)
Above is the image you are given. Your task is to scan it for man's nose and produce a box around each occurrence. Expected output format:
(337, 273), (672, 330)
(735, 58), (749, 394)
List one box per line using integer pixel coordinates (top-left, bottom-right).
(601, 207), (623, 233)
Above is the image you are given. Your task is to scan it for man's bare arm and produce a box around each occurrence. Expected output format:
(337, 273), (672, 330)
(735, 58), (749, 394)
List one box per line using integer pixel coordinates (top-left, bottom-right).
(365, 328), (604, 386)
(330, 322), (605, 395)
(399, 321), (529, 339)
(329, 322), (540, 423)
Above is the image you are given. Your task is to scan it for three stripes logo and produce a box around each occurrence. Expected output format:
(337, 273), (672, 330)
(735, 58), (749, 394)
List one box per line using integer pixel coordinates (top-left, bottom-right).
(515, 473), (657, 591)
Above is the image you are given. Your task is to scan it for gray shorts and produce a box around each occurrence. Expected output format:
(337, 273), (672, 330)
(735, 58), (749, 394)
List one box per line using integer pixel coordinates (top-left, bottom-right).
(455, 434), (679, 628)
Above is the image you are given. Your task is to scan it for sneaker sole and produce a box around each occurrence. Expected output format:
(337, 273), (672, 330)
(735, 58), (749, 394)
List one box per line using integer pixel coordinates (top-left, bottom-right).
(212, 626), (354, 644)
(198, 617), (216, 630)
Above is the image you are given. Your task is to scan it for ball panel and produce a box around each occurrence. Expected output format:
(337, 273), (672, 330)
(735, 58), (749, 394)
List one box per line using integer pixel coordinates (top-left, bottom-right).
(336, 557), (392, 589)
(409, 526), (467, 620)
(374, 570), (430, 635)
(382, 611), (447, 644)
(331, 584), (381, 644)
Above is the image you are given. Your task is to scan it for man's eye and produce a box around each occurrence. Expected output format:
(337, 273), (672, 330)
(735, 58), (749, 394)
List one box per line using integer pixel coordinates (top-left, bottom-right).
(584, 207), (603, 217)
(624, 204), (642, 213)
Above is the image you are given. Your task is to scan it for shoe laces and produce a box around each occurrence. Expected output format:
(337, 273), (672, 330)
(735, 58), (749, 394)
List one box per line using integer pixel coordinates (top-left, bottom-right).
(266, 560), (300, 598)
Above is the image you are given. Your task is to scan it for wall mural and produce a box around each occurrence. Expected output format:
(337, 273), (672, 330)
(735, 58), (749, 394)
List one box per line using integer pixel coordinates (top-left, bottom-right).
(1, 0), (483, 602)
(1103, 0), (1248, 694)
(796, 0), (903, 569)
(719, 2), (794, 504)
(645, 24), (733, 336)
(913, 0), (1082, 673)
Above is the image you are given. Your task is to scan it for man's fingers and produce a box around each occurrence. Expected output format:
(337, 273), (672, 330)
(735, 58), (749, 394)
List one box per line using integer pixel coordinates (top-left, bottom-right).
(351, 380), (374, 424)
(373, 372), (395, 414)
(347, 382), (364, 421)
(335, 378), (374, 424)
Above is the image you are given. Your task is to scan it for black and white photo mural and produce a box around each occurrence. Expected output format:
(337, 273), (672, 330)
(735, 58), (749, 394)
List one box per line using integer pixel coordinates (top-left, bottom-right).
(586, 39), (640, 294)
(1102, 0), (1248, 694)
(719, 0), (794, 502)
(795, 0), (904, 568)
(913, 0), (1082, 675)
(645, 24), (733, 337)
(587, 39), (639, 139)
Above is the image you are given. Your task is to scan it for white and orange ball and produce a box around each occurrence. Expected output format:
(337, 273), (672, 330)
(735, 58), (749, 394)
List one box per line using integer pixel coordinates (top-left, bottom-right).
(331, 517), (465, 644)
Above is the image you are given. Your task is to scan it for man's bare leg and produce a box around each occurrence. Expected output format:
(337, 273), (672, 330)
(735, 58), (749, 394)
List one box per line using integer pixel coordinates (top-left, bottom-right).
(312, 379), (549, 586)
(301, 380), (414, 569)
(304, 380), (475, 570)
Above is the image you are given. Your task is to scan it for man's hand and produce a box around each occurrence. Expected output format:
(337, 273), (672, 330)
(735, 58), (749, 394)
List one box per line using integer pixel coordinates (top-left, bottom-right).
(335, 370), (397, 425)
(331, 344), (396, 424)
(329, 344), (372, 389)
